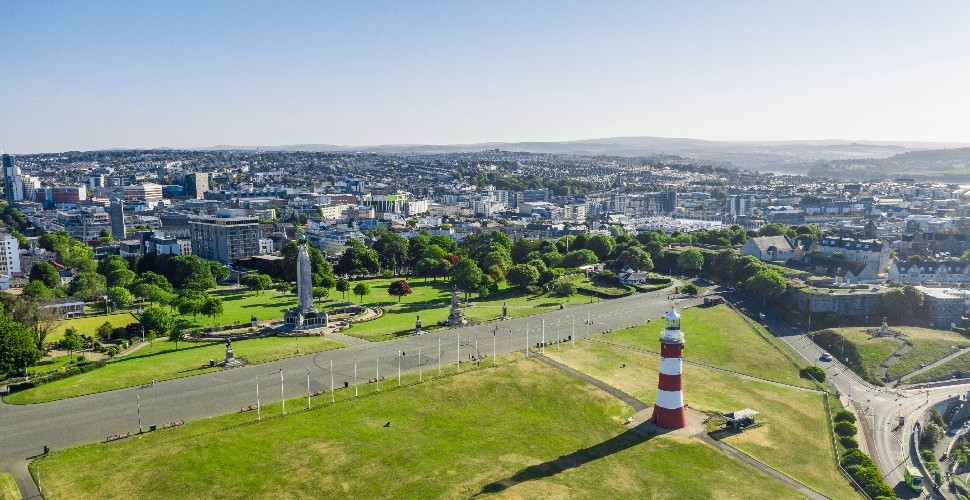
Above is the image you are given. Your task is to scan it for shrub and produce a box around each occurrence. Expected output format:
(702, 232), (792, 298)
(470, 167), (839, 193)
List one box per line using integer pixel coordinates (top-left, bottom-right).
(555, 281), (577, 297)
(834, 409), (857, 424)
(839, 436), (859, 449)
(800, 366), (826, 382)
(922, 422), (944, 450)
(681, 283), (701, 295)
(834, 421), (857, 437)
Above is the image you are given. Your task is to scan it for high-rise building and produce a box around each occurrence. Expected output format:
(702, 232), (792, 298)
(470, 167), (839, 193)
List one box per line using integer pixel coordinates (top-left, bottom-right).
(2, 153), (40, 203)
(109, 199), (126, 240)
(123, 183), (164, 202)
(728, 194), (755, 217)
(189, 211), (261, 264)
(182, 172), (210, 199)
(0, 233), (22, 278)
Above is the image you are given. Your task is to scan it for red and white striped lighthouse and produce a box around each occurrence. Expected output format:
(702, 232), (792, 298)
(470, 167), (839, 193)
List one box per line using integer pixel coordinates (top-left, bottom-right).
(652, 308), (687, 429)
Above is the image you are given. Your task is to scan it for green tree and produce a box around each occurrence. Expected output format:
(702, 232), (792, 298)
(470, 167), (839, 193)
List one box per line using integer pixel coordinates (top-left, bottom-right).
(201, 297), (224, 327)
(554, 281), (577, 297)
(107, 286), (134, 310)
(209, 262), (230, 283)
(745, 269), (787, 303)
(506, 264), (540, 289)
(0, 304), (42, 376)
(586, 234), (616, 261)
(240, 273), (272, 295)
(336, 278), (350, 300)
(96, 321), (114, 341)
(312, 286), (330, 306)
(387, 279), (413, 303)
(877, 285), (925, 324)
(95, 228), (114, 247)
(757, 223), (795, 238)
(97, 254), (129, 277)
(352, 282), (371, 303)
(562, 249), (599, 268)
(335, 240), (380, 276)
(140, 306), (174, 340)
(451, 258), (484, 300)
(176, 290), (207, 320)
(22, 280), (54, 300)
(29, 261), (61, 289)
(69, 271), (107, 301)
(168, 329), (185, 350)
(107, 268), (137, 289)
(618, 247), (654, 272)
(372, 233), (410, 274)
(60, 330), (85, 361)
(676, 249), (704, 276)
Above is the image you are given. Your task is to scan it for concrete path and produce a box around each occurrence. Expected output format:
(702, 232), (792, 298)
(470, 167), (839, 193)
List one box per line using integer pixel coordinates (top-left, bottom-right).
(900, 346), (970, 383)
(533, 353), (647, 412)
(878, 341), (912, 383)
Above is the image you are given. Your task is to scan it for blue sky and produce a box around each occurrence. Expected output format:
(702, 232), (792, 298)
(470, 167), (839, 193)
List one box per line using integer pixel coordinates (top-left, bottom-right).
(2, 1), (969, 153)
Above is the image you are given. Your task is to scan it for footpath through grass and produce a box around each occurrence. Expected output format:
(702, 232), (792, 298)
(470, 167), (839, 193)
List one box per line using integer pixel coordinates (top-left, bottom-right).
(5, 336), (346, 404)
(601, 304), (812, 388)
(811, 326), (970, 384)
(0, 474), (18, 500)
(30, 359), (799, 499)
(546, 343), (857, 499)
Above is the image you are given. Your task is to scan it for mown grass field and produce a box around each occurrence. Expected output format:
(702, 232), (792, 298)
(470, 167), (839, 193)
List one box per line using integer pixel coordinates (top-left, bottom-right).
(5, 336), (346, 404)
(546, 343), (856, 499)
(0, 474), (18, 500)
(30, 360), (800, 499)
(908, 351), (970, 383)
(810, 326), (970, 383)
(601, 304), (812, 387)
(47, 312), (140, 344)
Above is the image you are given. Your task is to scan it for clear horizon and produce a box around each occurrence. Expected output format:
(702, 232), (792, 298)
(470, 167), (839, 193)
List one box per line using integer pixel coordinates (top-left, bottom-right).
(3, 1), (969, 154)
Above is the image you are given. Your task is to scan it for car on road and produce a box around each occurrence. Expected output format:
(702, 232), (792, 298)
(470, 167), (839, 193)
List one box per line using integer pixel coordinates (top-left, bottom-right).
(820, 353), (833, 362)
(758, 313), (766, 321)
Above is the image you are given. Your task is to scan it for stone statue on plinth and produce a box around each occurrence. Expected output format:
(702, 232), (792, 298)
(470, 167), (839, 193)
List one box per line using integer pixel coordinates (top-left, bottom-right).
(415, 315), (423, 335)
(447, 286), (467, 326)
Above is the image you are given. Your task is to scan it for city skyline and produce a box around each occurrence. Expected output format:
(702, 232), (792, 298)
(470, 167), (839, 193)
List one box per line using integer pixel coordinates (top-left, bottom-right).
(2, 1), (969, 153)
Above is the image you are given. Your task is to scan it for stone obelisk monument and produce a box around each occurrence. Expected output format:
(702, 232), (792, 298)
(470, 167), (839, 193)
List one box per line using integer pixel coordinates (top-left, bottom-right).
(284, 234), (328, 330)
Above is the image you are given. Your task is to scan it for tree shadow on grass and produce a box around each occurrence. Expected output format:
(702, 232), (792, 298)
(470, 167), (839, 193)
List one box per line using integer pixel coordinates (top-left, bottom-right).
(473, 429), (654, 496)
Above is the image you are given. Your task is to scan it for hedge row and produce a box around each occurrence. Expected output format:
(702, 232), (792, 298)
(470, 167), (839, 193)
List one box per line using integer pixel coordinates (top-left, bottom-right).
(839, 448), (897, 499)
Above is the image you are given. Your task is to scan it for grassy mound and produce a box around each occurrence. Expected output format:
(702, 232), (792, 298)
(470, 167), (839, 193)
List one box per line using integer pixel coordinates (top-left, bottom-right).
(30, 360), (799, 499)
(600, 304), (811, 387)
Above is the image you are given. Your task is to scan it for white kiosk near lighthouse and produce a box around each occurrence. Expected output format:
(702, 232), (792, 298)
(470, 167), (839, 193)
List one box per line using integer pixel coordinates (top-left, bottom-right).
(283, 234), (328, 331)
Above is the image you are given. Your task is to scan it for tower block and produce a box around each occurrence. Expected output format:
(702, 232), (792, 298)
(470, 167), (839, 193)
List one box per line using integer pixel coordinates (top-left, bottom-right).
(652, 308), (687, 429)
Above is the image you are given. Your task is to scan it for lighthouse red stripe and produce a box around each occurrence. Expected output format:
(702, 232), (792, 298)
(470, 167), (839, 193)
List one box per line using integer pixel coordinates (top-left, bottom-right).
(658, 373), (682, 391)
(660, 343), (683, 358)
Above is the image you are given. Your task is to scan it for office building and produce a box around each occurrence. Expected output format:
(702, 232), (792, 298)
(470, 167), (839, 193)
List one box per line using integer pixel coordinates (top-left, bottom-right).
(189, 211), (261, 264)
(183, 172), (210, 199)
(109, 199), (126, 240)
(123, 183), (164, 202)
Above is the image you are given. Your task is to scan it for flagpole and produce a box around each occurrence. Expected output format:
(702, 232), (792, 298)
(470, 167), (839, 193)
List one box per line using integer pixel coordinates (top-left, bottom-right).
(306, 366), (311, 409)
(354, 356), (358, 397)
(398, 349), (402, 386)
(256, 375), (261, 421)
(572, 316), (575, 349)
(330, 359), (335, 403)
(438, 338), (442, 375)
(457, 333), (461, 372)
(280, 367), (285, 415)
(541, 319), (545, 355)
(376, 356), (380, 392)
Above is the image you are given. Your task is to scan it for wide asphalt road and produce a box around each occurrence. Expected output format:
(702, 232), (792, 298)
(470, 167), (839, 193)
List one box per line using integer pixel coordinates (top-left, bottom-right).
(0, 286), (702, 498)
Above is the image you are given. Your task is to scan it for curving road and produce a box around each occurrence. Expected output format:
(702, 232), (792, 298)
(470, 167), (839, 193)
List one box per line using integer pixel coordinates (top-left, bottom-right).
(0, 287), (702, 498)
(727, 288), (965, 500)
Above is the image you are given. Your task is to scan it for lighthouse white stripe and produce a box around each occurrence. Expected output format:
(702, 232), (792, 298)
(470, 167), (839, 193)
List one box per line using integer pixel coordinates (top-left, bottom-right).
(655, 389), (683, 410)
(659, 357), (682, 375)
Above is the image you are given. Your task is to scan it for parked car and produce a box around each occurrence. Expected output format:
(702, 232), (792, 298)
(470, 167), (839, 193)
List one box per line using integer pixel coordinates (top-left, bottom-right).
(820, 353), (833, 362)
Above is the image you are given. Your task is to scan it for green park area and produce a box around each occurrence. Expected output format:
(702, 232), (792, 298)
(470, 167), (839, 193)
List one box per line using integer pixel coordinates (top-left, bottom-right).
(810, 326), (970, 384)
(547, 308), (857, 498)
(47, 312), (140, 344)
(30, 360), (800, 499)
(0, 474), (18, 500)
(333, 277), (597, 342)
(599, 304), (811, 387)
(6, 336), (345, 404)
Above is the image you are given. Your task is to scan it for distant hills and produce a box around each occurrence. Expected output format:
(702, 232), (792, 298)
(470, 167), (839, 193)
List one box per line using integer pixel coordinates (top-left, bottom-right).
(202, 136), (970, 180)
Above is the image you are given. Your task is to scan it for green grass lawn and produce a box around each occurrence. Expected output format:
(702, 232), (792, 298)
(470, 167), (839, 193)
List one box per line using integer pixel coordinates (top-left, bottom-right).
(810, 326), (970, 383)
(5, 336), (346, 404)
(340, 279), (600, 342)
(47, 312), (140, 344)
(28, 353), (77, 376)
(546, 343), (857, 499)
(908, 350), (970, 383)
(601, 304), (812, 388)
(30, 360), (800, 499)
(0, 473), (18, 500)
